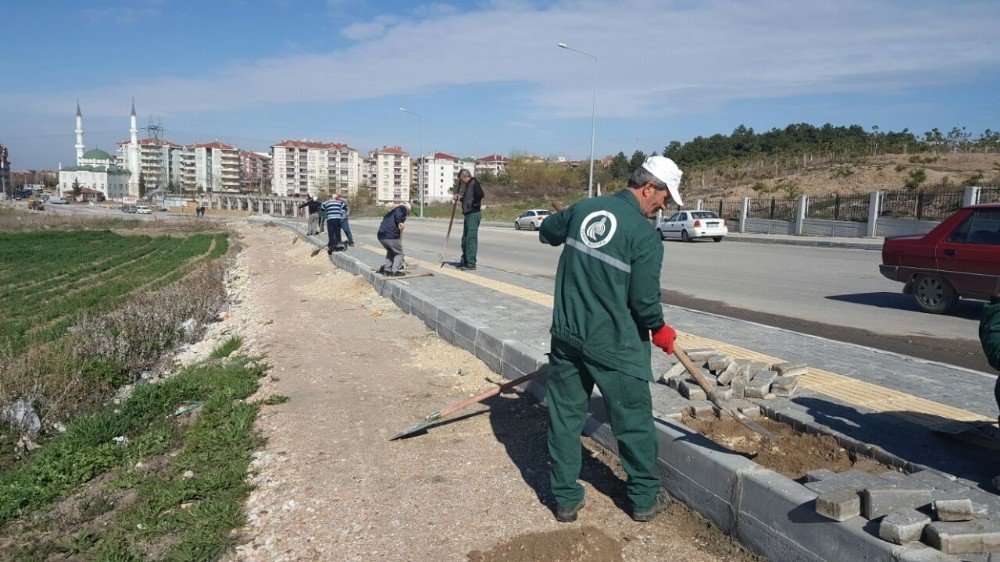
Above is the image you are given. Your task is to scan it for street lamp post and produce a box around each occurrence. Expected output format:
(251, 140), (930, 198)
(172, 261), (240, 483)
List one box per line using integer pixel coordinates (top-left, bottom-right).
(558, 42), (598, 199)
(399, 107), (424, 217)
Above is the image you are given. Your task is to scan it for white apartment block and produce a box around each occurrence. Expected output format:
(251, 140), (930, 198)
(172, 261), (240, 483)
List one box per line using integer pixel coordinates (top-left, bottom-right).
(271, 140), (359, 197)
(370, 146), (410, 205)
(475, 154), (508, 178)
(185, 141), (241, 192)
(418, 152), (464, 203)
(136, 139), (183, 191)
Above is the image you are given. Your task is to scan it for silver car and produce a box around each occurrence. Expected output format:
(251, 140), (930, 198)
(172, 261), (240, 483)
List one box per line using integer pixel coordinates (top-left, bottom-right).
(514, 209), (551, 230)
(656, 210), (728, 242)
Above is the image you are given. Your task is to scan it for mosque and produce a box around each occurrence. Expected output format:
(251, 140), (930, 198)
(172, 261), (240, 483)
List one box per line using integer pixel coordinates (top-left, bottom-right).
(57, 101), (141, 200)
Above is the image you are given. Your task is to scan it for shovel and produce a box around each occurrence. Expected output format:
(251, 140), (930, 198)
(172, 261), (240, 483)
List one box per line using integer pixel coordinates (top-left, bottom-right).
(439, 198), (459, 267)
(391, 368), (544, 440)
(673, 346), (780, 440)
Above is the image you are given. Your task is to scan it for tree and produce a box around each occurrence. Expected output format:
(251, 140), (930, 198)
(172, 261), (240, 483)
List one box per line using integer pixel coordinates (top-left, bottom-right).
(628, 150), (646, 171)
(71, 178), (82, 198)
(138, 172), (147, 199)
(609, 152), (630, 180)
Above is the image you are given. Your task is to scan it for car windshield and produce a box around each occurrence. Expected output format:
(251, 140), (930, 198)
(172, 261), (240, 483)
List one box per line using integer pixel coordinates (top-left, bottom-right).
(690, 212), (720, 219)
(537, 210), (550, 216)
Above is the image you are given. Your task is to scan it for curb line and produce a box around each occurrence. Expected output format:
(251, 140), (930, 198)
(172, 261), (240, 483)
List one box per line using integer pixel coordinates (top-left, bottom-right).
(260, 217), (955, 561)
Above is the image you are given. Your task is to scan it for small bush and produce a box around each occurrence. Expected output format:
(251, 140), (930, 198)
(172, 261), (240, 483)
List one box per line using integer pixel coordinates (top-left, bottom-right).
(904, 169), (927, 190)
(751, 181), (769, 192)
(261, 395), (289, 406)
(964, 172), (984, 186)
(895, 164), (906, 172)
(209, 336), (243, 359)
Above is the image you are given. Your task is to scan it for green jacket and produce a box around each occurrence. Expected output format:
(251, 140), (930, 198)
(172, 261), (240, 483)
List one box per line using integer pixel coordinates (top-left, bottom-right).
(981, 302), (1000, 371)
(540, 190), (665, 380)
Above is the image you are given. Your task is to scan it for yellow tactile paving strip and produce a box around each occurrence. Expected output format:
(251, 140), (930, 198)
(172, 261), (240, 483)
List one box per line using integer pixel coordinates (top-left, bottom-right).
(362, 243), (993, 425)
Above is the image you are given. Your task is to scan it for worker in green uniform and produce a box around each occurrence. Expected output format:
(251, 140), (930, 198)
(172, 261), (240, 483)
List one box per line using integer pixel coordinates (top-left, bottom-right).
(980, 296), (1000, 424)
(539, 155), (684, 523)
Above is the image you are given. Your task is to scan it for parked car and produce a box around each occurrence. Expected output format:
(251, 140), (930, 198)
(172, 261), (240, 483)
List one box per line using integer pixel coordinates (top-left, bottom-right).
(48, 196), (67, 204)
(136, 205), (152, 215)
(121, 204), (137, 213)
(13, 189), (34, 200)
(514, 209), (551, 230)
(880, 203), (1000, 314)
(656, 210), (729, 242)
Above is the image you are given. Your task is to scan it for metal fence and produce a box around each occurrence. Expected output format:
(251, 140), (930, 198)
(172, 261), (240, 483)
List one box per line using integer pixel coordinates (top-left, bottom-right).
(805, 193), (869, 222)
(978, 187), (1000, 204)
(712, 198), (742, 221)
(879, 189), (964, 221)
(747, 197), (797, 221)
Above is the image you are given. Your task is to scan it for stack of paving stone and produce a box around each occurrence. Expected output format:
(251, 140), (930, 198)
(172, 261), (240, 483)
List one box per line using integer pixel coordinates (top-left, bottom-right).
(809, 468), (1000, 555)
(658, 348), (806, 401)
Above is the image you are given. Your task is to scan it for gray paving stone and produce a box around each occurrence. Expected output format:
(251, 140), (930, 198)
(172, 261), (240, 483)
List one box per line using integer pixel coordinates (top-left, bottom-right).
(717, 361), (741, 385)
(924, 519), (1000, 554)
(685, 348), (718, 361)
(771, 375), (800, 397)
(688, 402), (715, 418)
(935, 499), (975, 522)
(816, 489), (862, 521)
(679, 380), (707, 401)
(773, 363), (810, 377)
(659, 361), (687, 383)
(862, 487), (934, 519)
(730, 378), (747, 399)
(707, 355), (732, 372)
(745, 372), (776, 399)
(806, 468), (838, 483)
(879, 510), (931, 544)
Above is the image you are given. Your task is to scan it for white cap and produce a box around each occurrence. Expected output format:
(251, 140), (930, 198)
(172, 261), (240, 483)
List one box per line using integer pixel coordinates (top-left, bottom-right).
(641, 155), (683, 206)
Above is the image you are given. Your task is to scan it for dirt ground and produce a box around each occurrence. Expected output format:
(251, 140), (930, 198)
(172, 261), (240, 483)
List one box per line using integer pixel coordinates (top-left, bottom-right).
(683, 415), (888, 480)
(226, 223), (761, 561)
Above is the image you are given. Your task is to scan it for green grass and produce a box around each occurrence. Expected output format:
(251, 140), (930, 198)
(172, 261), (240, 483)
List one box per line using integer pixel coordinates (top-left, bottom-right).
(260, 394), (289, 406)
(0, 353), (266, 560)
(209, 336), (243, 359)
(0, 230), (228, 349)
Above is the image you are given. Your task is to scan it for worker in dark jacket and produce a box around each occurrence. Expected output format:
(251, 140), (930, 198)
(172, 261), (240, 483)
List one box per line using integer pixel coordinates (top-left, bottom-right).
(298, 196), (321, 235)
(980, 297), (1000, 423)
(377, 202), (410, 276)
(539, 156), (684, 523)
(454, 169), (484, 270)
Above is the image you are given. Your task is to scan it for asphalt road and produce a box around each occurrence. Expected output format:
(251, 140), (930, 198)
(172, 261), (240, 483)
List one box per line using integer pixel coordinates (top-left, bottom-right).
(347, 217), (990, 371)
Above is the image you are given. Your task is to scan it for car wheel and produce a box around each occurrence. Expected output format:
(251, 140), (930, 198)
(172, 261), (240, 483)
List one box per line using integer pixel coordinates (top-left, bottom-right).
(657, 228), (665, 241)
(912, 274), (957, 314)
(713, 236), (723, 242)
(530, 222), (538, 231)
(514, 221), (521, 230)
(681, 230), (691, 242)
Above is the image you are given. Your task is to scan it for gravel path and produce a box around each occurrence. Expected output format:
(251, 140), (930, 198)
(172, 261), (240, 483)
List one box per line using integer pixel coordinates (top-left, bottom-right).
(227, 223), (760, 561)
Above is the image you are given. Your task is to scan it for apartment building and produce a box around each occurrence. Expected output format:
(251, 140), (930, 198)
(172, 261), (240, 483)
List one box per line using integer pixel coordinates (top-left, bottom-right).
(135, 138), (183, 191)
(418, 152), (464, 203)
(240, 150), (272, 193)
(475, 154), (508, 178)
(177, 141), (241, 192)
(271, 140), (360, 197)
(370, 146), (411, 205)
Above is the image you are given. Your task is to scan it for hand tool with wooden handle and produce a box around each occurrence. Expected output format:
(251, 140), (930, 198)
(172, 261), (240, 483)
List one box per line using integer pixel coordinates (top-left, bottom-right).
(673, 346), (780, 440)
(391, 368), (543, 440)
(439, 198), (459, 267)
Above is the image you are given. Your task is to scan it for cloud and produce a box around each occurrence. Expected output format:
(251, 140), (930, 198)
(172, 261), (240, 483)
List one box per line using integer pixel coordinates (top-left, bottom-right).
(79, 0), (164, 25)
(16, 0), (1000, 120)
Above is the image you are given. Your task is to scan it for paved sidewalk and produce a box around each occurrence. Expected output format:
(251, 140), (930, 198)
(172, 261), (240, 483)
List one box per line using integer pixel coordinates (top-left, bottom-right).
(277, 218), (999, 559)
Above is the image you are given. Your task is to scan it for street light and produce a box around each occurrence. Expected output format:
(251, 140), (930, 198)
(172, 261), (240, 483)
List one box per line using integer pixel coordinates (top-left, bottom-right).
(558, 41), (598, 199)
(399, 107), (424, 217)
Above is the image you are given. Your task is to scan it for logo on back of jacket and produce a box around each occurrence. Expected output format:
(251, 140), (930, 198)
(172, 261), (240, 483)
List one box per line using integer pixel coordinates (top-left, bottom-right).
(579, 211), (617, 249)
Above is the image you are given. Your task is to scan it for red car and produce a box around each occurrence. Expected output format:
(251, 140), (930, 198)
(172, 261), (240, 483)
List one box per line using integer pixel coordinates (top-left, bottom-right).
(880, 203), (1000, 313)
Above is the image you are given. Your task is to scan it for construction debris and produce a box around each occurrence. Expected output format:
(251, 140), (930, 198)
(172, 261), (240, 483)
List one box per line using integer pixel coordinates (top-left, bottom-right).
(658, 355), (808, 402)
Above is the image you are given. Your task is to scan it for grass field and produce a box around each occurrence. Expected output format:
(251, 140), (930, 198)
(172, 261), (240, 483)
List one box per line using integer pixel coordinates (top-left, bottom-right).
(0, 215), (254, 560)
(0, 230), (228, 350)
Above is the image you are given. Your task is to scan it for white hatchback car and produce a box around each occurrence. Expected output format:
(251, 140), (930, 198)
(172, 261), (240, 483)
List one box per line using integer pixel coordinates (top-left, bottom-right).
(136, 205), (152, 214)
(656, 210), (728, 242)
(514, 209), (551, 230)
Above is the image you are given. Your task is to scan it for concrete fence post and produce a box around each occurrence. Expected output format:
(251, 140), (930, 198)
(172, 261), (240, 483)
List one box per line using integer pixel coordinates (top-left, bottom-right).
(865, 190), (881, 238)
(739, 197), (749, 234)
(963, 185), (980, 206)
(695, 199), (703, 211)
(794, 194), (808, 235)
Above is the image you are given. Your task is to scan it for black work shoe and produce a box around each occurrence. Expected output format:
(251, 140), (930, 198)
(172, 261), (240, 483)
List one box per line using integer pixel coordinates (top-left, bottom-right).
(631, 489), (672, 522)
(457, 264), (476, 271)
(555, 499), (585, 523)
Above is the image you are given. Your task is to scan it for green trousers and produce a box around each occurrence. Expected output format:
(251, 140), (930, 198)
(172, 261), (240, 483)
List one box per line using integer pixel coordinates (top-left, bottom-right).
(546, 337), (660, 511)
(460, 211), (481, 267)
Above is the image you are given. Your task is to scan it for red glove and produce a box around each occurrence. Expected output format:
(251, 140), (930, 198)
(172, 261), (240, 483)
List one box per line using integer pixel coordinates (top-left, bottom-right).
(651, 325), (676, 355)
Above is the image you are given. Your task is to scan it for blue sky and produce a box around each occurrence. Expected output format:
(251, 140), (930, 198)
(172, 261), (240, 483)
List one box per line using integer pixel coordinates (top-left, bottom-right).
(2, 0), (998, 169)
